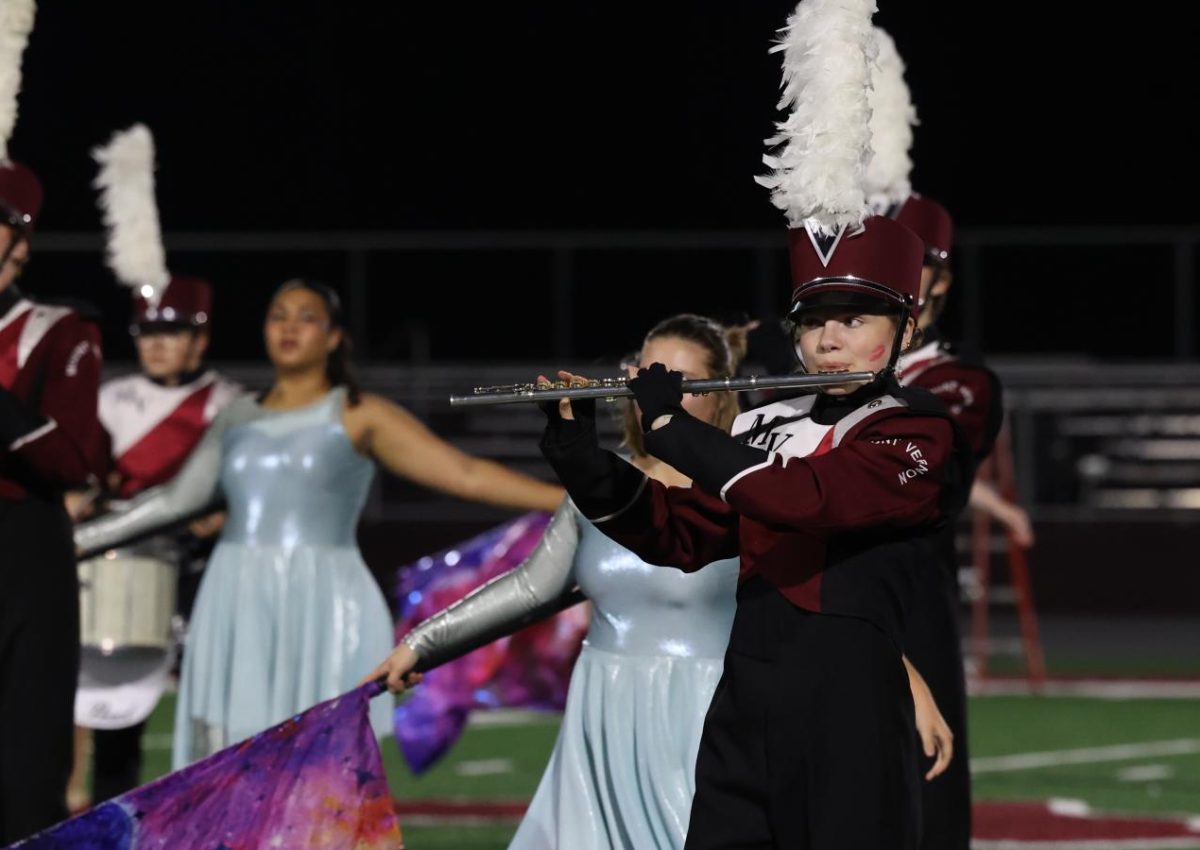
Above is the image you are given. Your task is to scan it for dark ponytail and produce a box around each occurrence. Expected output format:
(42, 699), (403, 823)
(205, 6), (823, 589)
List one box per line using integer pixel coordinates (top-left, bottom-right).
(272, 278), (362, 406)
(326, 331), (362, 407)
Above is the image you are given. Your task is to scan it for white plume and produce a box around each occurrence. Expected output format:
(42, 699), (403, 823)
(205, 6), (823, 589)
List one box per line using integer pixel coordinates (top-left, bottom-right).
(0, 0), (36, 160)
(93, 124), (170, 291)
(864, 27), (917, 212)
(756, 0), (877, 235)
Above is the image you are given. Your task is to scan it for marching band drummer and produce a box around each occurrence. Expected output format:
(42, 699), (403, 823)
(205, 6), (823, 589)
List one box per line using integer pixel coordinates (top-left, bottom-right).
(69, 274), (242, 808)
(0, 159), (107, 841)
(65, 126), (244, 808)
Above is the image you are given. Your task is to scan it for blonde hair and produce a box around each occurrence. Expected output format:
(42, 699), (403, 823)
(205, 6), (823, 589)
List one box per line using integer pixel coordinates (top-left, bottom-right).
(620, 314), (748, 457)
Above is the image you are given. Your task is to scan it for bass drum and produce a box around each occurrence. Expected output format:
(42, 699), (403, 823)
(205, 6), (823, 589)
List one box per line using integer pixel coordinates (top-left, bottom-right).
(76, 538), (181, 730)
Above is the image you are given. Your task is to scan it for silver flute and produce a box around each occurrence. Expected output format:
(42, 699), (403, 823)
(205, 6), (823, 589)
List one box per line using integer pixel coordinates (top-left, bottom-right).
(449, 371), (876, 407)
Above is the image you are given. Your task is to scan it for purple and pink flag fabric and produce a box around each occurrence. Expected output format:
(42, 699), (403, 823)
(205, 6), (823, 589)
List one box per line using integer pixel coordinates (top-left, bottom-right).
(390, 511), (588, 773)
(8, 683), (403, 850)
(5, 511), (586, 847)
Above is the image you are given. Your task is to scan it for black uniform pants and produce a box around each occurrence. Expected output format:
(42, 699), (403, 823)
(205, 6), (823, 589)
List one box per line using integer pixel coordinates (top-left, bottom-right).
(92, 722), (145, 802)
(0, 498), (79, 843)
(903, 559), (971, 850)
(685, 578), (920, 850)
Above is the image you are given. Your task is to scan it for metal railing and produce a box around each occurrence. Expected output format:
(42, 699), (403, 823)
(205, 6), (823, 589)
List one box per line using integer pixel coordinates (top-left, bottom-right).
(36, 225), (1200, 361)
(43, 224), (1200, 525)
(98, 358), (1200, 524)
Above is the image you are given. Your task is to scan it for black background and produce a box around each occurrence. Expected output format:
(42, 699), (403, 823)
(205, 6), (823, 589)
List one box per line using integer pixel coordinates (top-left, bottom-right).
(13, 2), (1196, 361)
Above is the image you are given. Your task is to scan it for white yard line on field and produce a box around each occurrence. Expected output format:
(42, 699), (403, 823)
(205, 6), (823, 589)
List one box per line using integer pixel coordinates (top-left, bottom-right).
(971, 739), (1200, 774)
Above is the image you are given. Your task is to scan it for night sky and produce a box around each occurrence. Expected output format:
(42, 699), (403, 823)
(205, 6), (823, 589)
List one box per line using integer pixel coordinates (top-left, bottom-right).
(11, 2), (1194, 360)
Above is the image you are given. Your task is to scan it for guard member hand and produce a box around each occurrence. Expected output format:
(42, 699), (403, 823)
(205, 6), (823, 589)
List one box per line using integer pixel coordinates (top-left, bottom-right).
(628, 362), (684, 432)
(361, 642), (425, 694)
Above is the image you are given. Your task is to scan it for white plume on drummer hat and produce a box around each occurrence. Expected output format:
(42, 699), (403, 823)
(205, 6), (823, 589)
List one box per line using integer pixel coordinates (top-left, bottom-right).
(92, 124), (171, 304)
(755, 0), (878, 236)
(863, 26), (918, 213)
(0, 0), (35, 162)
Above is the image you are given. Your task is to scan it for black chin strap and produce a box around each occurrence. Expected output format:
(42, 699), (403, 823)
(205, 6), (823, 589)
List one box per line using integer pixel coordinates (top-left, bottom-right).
(0, 283), (21, 317)
(880, 295), (915, 378)
(790, 292), (914, 386)
(0, 222), (27, 271)
(147, 365), (207, 388)
(916, 260), (950, 329)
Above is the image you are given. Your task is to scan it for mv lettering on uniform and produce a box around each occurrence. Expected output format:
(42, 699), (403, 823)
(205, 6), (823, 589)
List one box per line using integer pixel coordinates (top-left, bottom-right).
(65, 340), (93, 377)
(897, 441), (929, 486)
(743, 415), (795, 453)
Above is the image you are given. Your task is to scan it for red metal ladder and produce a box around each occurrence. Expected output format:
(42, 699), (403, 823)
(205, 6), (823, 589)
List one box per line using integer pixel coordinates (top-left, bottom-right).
(968, 424), (1047, 685)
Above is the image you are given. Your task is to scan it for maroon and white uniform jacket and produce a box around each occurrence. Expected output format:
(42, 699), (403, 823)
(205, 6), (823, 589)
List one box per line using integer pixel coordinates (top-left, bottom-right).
(550, 382), (972, 645)
(897, 336), (1003, 462)
(99, 371), (242, 498)
(0, 291), (106, 501)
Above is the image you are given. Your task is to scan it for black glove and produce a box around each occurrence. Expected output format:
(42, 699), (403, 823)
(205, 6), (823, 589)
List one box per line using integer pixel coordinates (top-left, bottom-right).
(628, 362), (684, 432)
(536, 387), (597, 442)
(537, 382), (644, 520)
(0, 385), (48, 446)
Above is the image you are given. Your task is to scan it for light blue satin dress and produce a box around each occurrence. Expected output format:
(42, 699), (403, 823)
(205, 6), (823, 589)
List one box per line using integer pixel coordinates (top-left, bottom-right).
(172, 388), (394, 767)
(509, 510), (738, 850)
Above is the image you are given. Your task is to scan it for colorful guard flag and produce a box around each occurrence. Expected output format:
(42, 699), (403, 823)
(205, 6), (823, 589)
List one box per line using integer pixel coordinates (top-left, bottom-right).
(390, 511), (588, 773)
(9, 683), (403, 850)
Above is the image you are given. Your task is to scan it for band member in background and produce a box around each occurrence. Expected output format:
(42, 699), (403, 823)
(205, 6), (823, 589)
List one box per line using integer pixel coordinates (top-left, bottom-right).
(893, 196), (1030, 541)
(891, 193), (1034, 850)
(863, 27), (1032, 847)
(1, 159), (107, 842)
(69, 275), (241, 808)
(66, 126), (250, 808)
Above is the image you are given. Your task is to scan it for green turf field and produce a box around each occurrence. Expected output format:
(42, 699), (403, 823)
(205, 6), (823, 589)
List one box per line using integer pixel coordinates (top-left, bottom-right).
(131, 692), (1200, 848)
(970, 696), (1200, 816)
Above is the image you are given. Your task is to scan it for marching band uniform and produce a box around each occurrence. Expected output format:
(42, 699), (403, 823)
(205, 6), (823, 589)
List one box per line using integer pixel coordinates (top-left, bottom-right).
(543, 292), (972, 849)
(862, 32), (1010, 844)
(893, 195), (1002, 850)
(0, 161), (106, 842)
(538, 2), (973, 845)
(100, 281), (240, 500)
(79, 275), (240, 802)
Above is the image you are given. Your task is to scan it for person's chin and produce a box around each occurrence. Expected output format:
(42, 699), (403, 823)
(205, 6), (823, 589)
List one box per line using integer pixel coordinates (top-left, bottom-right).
(270, 351), (308, 369)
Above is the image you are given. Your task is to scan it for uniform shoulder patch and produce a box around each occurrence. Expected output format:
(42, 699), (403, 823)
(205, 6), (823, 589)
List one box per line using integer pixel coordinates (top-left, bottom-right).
(831, 394), (908, 447)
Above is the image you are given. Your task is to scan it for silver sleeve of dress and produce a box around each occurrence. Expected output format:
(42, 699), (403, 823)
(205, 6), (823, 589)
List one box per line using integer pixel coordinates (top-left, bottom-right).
(402, 497), (581, 669)
(74, 404), (234, 556)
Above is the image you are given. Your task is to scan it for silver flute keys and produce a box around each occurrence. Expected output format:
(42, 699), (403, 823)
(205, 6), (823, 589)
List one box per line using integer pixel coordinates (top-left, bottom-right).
(448, 372), (876, 407)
